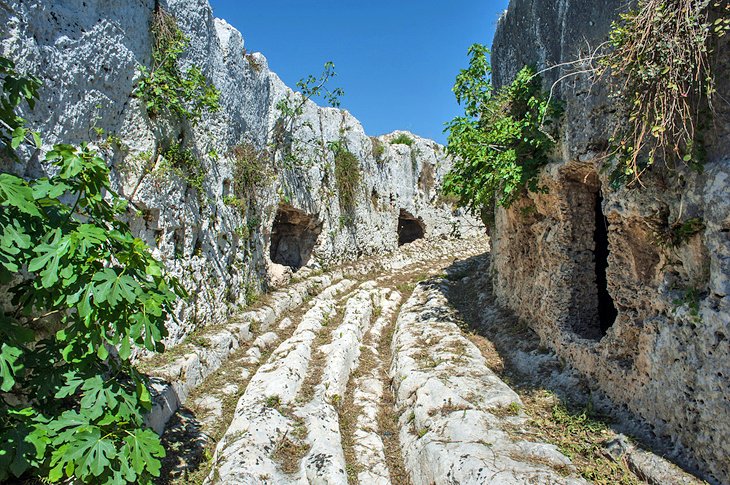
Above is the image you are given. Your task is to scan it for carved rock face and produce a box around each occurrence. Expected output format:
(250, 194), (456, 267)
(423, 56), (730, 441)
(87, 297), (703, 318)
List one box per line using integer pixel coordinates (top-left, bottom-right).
(0, 0), (482, 348)
(490, 1), (730, 482)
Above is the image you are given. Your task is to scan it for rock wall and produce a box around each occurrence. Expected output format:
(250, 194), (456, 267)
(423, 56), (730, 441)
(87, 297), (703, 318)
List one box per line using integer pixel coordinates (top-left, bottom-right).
(491, 1), (730, 483)
(0, 0), (481, 346)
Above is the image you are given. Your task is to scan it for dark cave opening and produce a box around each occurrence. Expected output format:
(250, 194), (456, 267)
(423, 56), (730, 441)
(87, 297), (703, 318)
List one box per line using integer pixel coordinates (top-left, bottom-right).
(270, 204), (323, 270)
(594, 191), (617, 334)
(398, 209), (426, 246)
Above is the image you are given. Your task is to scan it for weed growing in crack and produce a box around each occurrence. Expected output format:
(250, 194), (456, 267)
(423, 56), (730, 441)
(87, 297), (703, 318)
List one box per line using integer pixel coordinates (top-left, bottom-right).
(265, 395), (282, 409)
(328, 140), (362, 219)
(229, 141), (271, 208)
(156, 142), (206, 201)
(371, 136), (386, 164)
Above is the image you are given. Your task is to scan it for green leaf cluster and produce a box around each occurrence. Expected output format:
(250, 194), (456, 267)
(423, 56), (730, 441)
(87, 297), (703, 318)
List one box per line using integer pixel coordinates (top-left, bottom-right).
(0, 57), (42, 155)
(229, 141), (271, 207)
(0, 56), (183, 484)
(134, 6), (220, 124)
(157, 141), (206, 196)
(390, 133), (414, 147)
(273, 61), (344, 142)
(442, 44), (559, 224)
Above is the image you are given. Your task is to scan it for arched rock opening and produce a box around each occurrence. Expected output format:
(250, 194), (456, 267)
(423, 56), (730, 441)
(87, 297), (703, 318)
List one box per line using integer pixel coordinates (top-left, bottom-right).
(270, 204), (323, 270)
(398, 209), (425, 246)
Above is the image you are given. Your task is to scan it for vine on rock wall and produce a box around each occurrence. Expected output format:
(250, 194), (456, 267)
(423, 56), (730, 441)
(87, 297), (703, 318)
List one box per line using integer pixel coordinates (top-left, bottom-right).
(134, 6), (220, 123)
(0, 57), (183, 484)
(603, 0), (730, 185)
(442, 44), (560, 225)
(230, 142), (271, 203)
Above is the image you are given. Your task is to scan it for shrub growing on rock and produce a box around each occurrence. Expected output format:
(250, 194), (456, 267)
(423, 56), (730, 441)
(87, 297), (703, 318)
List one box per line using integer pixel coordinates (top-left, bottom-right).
(390, 133), (414, 146)
(0, 55), (182, 485)
(329, 141), (362, 218)
(230, 142), (271, 204)
(602, 0), (730, 185)
(442, 44), (560, 224)
(134, 6), (220, 123)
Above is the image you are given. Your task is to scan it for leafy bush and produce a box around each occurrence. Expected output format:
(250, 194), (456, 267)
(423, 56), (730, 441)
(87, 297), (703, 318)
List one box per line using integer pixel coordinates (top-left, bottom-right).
(274, 62), (344, 139)
(442, 44), (559, 223)
(0, 57), (41, 155)
(603, 0), (730, 185)
(0, 56), (183, 484)
(390, 133), (414, 146)
(329, 141), (361, 216)
(134, 6), (220, 123)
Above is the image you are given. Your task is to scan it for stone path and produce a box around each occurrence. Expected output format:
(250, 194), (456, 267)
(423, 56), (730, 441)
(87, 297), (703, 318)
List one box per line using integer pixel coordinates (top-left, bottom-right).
(145, 236), (701, 485)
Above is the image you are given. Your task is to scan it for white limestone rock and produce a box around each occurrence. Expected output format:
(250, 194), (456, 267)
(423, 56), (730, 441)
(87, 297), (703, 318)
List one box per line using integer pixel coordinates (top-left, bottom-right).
(390, 282), (586, 485)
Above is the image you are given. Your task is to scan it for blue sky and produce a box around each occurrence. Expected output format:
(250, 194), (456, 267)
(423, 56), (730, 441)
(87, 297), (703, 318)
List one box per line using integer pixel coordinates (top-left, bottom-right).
(208, 1), (509, 144)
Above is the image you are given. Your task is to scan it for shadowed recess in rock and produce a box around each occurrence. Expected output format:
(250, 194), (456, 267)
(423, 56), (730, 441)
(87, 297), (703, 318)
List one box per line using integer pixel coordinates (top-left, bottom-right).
(398, 209), (426, 246)
(594, 190), (617, 334)
(270, 204), (323, 270)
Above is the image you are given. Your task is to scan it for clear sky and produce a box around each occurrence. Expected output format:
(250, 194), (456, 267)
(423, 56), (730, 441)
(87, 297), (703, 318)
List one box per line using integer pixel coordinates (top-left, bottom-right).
(208, 1), (509, 144)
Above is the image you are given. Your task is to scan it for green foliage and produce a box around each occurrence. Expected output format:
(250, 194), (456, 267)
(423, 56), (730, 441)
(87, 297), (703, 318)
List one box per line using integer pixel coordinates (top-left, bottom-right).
(134, 6), (220, 124)
(223, 194), (243, 208)
(0, 57), (42, 155)
(659, 217), (706, 247)
(265, 395), (281, 408)
(390, 133), (414, 147)
(329, 140), (362, 217)
(0, 55), (182, 484)
(603, 0), (730, 185)
(229, 142), (270, 204)
(159, 142), (205, 195)
(244, 280), (259, 306)
(442, 44), (559, 223)
(673, 286), (703, 324)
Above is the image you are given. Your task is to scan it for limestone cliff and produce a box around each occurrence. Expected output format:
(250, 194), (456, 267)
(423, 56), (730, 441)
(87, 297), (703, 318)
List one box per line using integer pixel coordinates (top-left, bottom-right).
(491, 1), (730, 483)
(0, 0), (480, 347)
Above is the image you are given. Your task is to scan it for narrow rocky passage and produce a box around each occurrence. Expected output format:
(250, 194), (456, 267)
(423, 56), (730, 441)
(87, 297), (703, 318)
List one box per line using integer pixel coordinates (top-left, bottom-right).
(146, 236), (702, 485)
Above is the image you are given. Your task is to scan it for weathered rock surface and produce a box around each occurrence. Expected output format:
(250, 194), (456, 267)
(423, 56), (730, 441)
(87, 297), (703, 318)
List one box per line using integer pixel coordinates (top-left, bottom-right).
(193, 236), (592, 484)
(390, 280), (585, 485)
(350, 289), (401, 485)
(491, 1), (730, 482)
(0, 0), (481, 351)
(153, 234), (701, 485)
